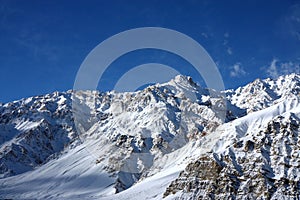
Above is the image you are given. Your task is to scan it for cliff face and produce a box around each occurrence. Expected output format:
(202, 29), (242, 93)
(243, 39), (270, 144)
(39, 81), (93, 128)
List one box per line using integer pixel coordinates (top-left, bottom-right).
(164, 107), (300, 200)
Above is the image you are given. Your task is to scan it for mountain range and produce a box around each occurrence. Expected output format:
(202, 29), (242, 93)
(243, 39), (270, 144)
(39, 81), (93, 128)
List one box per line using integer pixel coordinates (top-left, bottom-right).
(0, 74), (299, 199)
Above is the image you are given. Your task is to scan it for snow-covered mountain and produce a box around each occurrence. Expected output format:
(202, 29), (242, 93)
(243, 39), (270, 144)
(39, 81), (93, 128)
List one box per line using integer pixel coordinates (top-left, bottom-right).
(0, 74), (299, 199)
(226, 73), (300, 113)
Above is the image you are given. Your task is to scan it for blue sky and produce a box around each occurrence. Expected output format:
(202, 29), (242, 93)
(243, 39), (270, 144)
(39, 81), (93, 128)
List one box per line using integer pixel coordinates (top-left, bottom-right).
(0, 0), (300, 102)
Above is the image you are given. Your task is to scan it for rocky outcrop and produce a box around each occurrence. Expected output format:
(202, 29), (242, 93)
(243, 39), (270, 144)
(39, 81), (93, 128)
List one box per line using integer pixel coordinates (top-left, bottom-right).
(164, 114), (300, 199)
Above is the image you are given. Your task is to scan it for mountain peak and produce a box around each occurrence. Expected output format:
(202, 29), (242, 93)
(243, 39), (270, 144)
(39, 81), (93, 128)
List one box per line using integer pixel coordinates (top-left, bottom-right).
(173, 75), (197, 86)
(159, 75), (200, 91)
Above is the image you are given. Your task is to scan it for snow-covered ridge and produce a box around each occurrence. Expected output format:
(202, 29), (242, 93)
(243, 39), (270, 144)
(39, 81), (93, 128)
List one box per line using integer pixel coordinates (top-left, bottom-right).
(226, 73), (300, 113)
(0, 74), (300, 199)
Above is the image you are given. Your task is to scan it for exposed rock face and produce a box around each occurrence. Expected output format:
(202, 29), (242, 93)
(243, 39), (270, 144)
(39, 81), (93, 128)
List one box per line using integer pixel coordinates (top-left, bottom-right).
(164, 114), (300, 199)
(164, 156), (223, 198)
(0, 92), (78, 178)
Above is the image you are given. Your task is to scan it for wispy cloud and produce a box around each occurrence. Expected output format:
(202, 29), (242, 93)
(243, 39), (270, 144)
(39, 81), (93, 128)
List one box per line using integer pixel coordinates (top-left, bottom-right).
(0, 0), (20, 30)
(289, 4), (300, 40)
(266, 59), (279, 78)
(15, 31), (60, 62)
(227, 47), (233, 55)
(223, 32), (233, 55)
(281, 3), (300, 41)
(265, 59), (300, 78)
(201, 32), (208, 38)
(224, 32), (229, 38)
(230, 63), (246, 77)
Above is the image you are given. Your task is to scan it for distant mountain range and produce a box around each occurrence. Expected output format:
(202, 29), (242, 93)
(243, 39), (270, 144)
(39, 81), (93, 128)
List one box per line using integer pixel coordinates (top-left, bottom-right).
(0, 74), (299, 199)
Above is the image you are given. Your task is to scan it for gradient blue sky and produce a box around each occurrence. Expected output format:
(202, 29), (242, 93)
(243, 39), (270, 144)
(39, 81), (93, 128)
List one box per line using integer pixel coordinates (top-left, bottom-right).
(0, 0), (300, 102)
